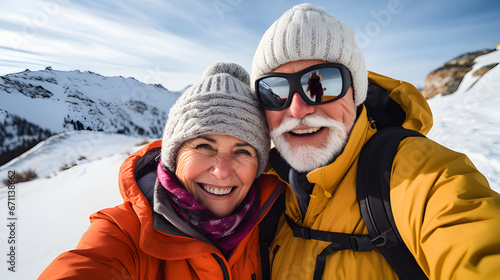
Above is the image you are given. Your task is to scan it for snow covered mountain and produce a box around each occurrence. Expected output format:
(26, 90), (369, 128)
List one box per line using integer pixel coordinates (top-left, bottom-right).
(0, 46), (499, 279)
(0, 68), (182, 165)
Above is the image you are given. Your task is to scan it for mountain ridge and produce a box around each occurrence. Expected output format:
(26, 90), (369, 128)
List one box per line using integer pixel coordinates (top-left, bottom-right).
(0, 68), (181, 165)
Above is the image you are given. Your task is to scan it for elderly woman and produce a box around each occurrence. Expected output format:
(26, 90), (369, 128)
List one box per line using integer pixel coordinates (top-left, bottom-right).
(39, 63), (282, 280)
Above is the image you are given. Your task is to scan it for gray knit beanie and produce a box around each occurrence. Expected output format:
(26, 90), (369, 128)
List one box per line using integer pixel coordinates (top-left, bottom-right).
(161, 62), (270, 176)
(251, 3), (368, 107)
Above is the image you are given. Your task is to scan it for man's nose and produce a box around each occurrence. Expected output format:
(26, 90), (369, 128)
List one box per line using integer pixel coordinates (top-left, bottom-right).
(210, 156), (233, 180)
(288, 92), (315, 119)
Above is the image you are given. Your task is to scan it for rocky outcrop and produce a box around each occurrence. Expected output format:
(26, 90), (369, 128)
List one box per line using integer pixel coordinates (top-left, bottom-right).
(421, 49), (495, 98)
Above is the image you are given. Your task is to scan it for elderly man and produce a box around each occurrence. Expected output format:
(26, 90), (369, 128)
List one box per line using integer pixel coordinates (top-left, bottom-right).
(252, 3), (500, 280)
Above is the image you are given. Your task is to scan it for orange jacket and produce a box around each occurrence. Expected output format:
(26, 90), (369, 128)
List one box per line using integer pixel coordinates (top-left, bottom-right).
(39, 140), (282, 280)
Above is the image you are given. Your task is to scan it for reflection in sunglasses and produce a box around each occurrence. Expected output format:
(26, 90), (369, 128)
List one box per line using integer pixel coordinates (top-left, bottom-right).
(259, 84), (286, 109)
(306, 71), (326, 103)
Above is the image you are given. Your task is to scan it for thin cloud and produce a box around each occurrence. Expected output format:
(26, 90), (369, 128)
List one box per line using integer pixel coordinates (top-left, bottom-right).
(0, 0), (256, 89)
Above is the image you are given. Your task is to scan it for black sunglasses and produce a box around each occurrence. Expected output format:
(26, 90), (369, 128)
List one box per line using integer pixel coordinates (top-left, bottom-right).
(255, 63), (352, 110)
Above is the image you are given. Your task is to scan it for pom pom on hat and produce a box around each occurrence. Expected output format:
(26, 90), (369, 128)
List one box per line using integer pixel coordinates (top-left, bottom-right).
(202, 62), (250, 85)
(161, 62), (270, 176)
(251, 3), (368, 107)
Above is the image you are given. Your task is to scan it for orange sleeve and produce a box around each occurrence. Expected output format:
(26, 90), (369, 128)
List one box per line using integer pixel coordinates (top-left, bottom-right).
(38, 205), (141, 279)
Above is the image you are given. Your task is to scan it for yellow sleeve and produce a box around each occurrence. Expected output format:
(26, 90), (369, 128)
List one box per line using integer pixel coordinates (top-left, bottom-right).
(391, 137), (500, 280)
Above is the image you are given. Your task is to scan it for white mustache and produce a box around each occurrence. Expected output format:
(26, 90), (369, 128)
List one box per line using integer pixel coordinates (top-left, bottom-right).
(271, 115), (340, 137)
(269, 114), (348, 172)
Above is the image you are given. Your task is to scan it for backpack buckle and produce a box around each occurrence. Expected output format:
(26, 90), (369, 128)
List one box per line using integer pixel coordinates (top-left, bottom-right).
(351, 235), (376, 252)
(296, 227), (311, 239)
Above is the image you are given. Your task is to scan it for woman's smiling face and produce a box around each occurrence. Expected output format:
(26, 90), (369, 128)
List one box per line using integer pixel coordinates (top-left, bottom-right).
(175, 134), (259, 217)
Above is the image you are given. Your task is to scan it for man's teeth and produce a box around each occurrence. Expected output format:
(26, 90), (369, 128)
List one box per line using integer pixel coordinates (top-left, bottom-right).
(291, 127), (320, 134)
(202, 184), (233, 195)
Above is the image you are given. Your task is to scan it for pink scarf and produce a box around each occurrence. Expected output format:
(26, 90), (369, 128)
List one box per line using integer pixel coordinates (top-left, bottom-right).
(157, 163), (259, 257)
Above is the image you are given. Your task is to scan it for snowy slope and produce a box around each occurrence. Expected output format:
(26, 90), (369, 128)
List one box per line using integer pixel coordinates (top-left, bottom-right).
(0, 131), (149, 279)
(427, 45), (500, 191)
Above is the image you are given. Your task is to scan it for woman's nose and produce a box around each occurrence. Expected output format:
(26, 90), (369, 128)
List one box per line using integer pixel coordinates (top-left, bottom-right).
(210, 156), (233, 180)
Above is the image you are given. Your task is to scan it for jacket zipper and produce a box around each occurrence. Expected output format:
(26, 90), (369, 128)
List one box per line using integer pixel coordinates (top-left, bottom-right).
(212, 253), (230, 280)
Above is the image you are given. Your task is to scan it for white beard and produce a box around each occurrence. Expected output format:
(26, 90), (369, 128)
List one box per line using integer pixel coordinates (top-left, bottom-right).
(270, 115), (349, 172)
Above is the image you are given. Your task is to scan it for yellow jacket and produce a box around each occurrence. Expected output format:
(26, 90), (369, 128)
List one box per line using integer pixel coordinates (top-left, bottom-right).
(266, 72), (500, 279)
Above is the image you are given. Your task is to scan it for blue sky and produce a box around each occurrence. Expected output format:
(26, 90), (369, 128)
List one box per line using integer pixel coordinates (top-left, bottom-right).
(1, 0), (499, 91)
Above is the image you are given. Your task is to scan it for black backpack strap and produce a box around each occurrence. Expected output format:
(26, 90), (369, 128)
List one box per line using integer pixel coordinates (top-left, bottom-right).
(285, 215), (386, 280)
(357, 127), (428, 280)
(260, 182), (286, 280)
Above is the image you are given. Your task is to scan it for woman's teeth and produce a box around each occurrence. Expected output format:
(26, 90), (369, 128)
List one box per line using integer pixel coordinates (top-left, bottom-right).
(202, 184), (233, 195)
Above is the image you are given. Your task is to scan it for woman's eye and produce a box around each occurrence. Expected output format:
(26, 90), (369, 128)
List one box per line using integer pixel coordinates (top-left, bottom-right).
(195, 143), (212, 150)
(235, 149), (252, 156)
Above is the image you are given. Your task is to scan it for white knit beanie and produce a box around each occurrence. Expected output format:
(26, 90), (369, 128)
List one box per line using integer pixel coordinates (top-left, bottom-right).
(251, 3), (368, 107)
(161, 62), (270, 176)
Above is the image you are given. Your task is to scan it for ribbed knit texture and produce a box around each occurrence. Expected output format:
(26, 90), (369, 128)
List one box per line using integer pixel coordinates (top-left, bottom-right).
(161, 62), (270, 176)
(251, 3), (368, 106)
